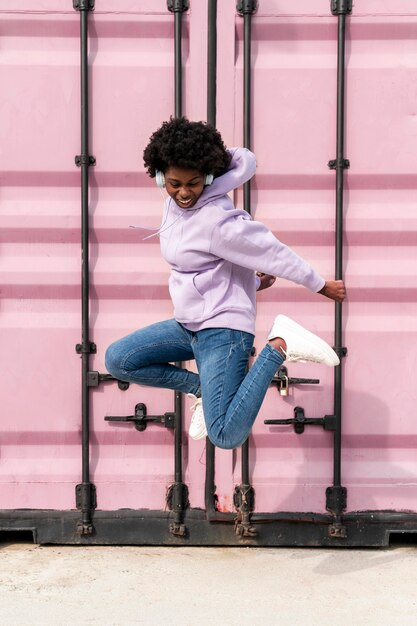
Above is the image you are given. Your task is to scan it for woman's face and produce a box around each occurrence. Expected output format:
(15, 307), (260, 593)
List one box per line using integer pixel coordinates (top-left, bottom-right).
(164, 166), (206, 209)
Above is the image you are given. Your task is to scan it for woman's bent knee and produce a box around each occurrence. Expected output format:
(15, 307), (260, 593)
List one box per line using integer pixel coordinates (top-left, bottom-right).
(104, 342), (123, 378)
(207, 430), (244, 450)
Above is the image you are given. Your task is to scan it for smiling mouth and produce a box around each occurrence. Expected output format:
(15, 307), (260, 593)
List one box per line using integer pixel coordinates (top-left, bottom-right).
(177, 198), (193, 207)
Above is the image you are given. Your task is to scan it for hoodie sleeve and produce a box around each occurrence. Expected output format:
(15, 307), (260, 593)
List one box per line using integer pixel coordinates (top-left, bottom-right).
(193, 148), (256, 210)
(209, 212), (325, 293)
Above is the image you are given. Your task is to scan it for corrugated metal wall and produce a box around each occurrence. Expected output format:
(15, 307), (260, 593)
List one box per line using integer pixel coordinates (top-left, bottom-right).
(1, 0), (417, 544)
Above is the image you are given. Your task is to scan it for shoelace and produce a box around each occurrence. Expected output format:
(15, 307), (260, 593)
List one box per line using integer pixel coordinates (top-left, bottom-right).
(189, 397), (203, 419)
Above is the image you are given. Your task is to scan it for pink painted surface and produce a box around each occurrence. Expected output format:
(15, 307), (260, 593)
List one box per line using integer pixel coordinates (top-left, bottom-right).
(1, 1), (417, 514)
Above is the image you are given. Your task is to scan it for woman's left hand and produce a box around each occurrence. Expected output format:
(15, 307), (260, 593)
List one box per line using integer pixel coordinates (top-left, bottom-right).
(256, 272), (276, 292)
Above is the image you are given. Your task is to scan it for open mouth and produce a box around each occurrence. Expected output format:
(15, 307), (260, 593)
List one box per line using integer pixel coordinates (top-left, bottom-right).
(177, 198), (194, 207)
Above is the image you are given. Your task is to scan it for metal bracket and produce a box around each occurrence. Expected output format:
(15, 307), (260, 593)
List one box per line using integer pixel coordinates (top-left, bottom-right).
(76, 482), (97, 511)
(167, 0), (189, 12)
(237, 0), (258, 15)
(264, 406), (336, 435)
(75, 155), (96, 167)
(234, 484), (257, 537)
(105, 403), (175, 432)
(166, 482), (189, 537)
(326, 485), (347, 513)
(326, 486), (348, 538)
(328, 158), (350, 170)
(330, 0), (352, 15)
(73, 0), (95, 11)
(87, 371), (129, 391)
(75, 342), (97, 354)
(271, 365), (320, 397)
(333, 346), (348, 359)
(75, 483), (97, 535)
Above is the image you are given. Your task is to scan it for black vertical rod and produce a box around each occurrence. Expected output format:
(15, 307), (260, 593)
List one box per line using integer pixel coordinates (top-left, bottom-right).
(205, 0), (218, 519)
(168, 0), (189, 535)
(243, 10), (252, 212)
(326, 0), (351, 535)
(174, 7), (183, 489)
(241, 8), (252, 487)
(174, 9), (183, 119)
(235, 1), (257, 538)
(74, 0), (96, 536)
(207, 0), (217, 127)
(333, 13), (346, 490)
(80, 8), (90, 488)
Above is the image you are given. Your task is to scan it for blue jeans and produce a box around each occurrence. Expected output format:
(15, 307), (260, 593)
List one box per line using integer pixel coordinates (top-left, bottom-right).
(105, 319), (284, 449)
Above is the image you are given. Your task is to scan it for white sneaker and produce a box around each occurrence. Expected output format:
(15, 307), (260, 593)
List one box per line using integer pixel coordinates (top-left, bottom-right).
(268, 314), (339, 367)
(187, 394), (208, 440)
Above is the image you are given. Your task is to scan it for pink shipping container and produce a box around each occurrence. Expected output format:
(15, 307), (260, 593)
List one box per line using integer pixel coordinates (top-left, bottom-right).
(1, 0), (417, 546)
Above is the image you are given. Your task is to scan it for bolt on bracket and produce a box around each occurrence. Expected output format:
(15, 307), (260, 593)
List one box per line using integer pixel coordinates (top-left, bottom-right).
(328, 158), (350, 170)
(87, 371), (129, 391)
(73, 0), (95, 10)
(331, 0), (352, 16)
(75, 155), (96, 167)
(167, 0), (189, 12)
(237, 0), (258, 15)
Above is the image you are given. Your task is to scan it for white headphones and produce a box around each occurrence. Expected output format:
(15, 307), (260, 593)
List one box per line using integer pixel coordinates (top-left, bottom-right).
(155, 170), (213, 188)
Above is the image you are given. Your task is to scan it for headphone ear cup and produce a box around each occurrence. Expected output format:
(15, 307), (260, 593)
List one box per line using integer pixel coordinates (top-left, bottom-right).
(204, 174), (214, 186)
(155, 170), (165, 188)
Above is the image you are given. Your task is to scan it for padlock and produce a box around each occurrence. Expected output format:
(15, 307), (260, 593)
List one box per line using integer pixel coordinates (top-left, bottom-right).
(280, 374), (289, 397)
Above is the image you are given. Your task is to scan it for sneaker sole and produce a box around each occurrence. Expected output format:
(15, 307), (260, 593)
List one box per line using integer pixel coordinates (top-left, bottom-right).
(270, 315), (339, 366)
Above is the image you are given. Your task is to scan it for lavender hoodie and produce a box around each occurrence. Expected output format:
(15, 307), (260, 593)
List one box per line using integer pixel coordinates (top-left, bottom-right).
(159, 148), (325, 336)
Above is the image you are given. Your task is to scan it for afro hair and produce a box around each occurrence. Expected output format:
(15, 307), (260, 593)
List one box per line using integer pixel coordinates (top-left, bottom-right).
(143, 116), (231, 179)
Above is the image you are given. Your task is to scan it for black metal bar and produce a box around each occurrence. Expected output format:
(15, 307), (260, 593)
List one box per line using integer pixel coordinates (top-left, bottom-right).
(174, 11), (183, 117)
(326, 1), (351, 537)
(204, 0), (220, 522)
(166, 0), (190, 536)
(5, 508), (417, 547)
(233, 0), (257, 539)
(74, 0), (96, 536)
(203, 1), (234, 524)
(242, 9), (252, 211)
(207, 0), (217, 127)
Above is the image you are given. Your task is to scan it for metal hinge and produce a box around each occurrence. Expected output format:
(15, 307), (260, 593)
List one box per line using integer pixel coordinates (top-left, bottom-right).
(73, 0), (95, 11)
(237, 0), (258, 15)
(264, 406), (336, 435)
(331, 0), (352, 16)
(167, 0), (189, 12)
(105, 403), (176, 432)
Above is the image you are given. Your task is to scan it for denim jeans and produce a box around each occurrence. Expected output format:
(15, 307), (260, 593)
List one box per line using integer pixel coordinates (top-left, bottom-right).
(105, 319), (284, 449)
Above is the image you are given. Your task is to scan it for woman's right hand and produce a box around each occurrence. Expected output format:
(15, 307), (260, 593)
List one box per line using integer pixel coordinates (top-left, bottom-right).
(318, 280), (346, 303)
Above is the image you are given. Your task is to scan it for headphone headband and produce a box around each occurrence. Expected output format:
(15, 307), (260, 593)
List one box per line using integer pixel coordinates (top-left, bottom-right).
(155, 171), (213, 188)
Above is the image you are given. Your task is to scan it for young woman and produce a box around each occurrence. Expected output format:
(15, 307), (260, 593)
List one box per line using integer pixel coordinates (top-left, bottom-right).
(105, 117), (346, 449)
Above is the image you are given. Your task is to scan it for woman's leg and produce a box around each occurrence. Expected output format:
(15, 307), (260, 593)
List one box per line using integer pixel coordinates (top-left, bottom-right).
(192, 328), (284, 449)
(105, 319), (201, 396)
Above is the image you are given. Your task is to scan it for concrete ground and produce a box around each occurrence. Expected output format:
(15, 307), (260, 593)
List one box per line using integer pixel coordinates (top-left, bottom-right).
(0, 540), (416, 625)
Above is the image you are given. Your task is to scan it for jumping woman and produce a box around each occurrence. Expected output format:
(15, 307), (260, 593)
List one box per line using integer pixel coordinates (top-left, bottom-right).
(105, 117), (346, 449)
